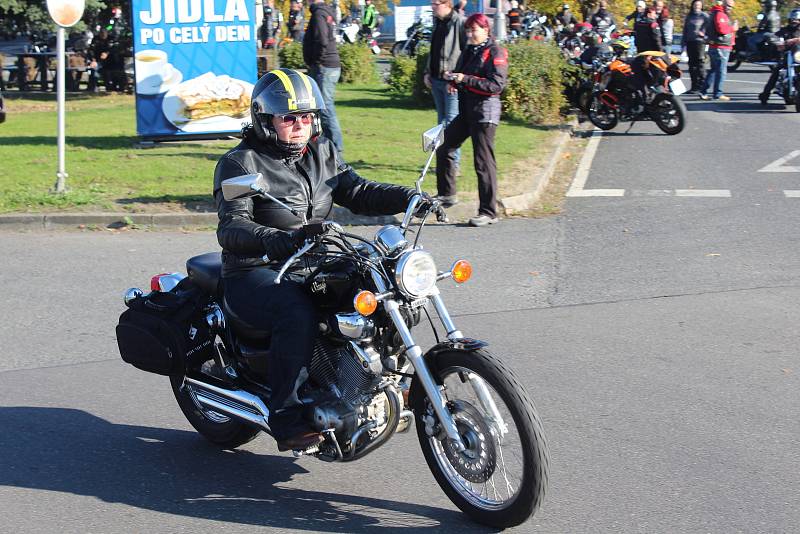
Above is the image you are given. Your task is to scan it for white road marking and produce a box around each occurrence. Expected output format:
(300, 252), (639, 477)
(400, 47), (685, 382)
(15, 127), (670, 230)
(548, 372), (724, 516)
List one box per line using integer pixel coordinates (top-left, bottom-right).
(567, 130), (626, 197)
(675, 189), (732, 197)
(784, 190), (800, 197)
(758, 150), (800, 173)
(725, 79), (767, 85)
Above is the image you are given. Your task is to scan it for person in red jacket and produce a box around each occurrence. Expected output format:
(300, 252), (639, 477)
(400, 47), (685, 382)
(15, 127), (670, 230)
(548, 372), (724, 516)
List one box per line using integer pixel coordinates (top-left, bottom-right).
(699, 0), (738, 101)
(436, 13), (508, 227)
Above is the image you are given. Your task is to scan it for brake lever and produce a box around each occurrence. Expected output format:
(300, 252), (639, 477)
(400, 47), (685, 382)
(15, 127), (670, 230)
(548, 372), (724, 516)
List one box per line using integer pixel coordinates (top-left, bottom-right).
(275, 240), (316, 284)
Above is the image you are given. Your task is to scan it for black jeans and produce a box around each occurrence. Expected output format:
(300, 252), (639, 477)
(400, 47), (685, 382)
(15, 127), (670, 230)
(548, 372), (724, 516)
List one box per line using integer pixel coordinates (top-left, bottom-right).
(223, 268), (317, 440)
(686, 41), (706, 91)
(436, 115), (498, 218)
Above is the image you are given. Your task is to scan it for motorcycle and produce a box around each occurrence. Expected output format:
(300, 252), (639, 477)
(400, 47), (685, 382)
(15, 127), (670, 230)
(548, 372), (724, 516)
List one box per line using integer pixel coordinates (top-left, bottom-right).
(391, 19), (431, 57)
(588, 51), (687, 134)
(115, 125), (550, 529)
(769, 40), (800, 110)
(338, 17), (381, 54)
(522, 12), (553, 42)
(728, 24), (777, 71)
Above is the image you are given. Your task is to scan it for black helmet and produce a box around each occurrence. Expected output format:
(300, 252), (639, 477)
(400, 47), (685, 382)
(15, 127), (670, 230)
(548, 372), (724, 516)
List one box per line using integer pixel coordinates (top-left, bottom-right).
(789, 8), (800, 23)
(250, 68), (326, 143)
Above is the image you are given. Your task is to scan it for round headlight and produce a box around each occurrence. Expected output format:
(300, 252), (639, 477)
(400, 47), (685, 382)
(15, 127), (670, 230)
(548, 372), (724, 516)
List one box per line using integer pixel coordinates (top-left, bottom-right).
(794, 50), (800, 63)
(395, 250), (437, 297)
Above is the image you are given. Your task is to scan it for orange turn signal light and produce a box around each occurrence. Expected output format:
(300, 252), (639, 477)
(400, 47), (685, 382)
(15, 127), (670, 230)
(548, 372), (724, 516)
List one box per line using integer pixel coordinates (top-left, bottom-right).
(451, 260), (472, 283)
(354, 290), (378, 316)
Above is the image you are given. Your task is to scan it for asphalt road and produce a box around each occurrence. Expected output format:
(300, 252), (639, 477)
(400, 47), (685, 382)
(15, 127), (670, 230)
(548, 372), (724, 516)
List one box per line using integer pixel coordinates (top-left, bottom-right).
(2, 63), (799, 533)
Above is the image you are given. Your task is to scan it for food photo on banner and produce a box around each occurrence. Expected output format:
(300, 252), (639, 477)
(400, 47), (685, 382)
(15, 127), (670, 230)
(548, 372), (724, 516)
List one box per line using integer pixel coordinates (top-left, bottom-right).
(132, 0), (257, 140)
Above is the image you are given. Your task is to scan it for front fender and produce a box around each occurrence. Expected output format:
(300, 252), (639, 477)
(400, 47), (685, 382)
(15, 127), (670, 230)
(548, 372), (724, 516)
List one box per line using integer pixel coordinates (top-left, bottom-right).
(408, 338), (489, 405)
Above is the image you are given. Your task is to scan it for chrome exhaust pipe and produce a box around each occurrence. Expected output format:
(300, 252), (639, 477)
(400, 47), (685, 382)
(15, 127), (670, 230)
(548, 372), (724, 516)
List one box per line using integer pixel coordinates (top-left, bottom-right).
(183, 377), (271, 432)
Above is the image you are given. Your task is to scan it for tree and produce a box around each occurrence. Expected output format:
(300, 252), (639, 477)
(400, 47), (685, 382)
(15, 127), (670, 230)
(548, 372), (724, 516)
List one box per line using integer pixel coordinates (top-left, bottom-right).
(0, 0), (113, 34)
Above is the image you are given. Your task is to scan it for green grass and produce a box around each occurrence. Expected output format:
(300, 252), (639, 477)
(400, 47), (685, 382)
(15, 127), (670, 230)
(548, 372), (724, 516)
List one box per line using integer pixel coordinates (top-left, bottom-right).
(0, 86), (554, 213)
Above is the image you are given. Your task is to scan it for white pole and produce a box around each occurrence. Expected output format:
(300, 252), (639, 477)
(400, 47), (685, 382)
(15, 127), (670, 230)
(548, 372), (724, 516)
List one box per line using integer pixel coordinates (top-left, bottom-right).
(54, 26), (68, 193)
(494, 0), (506, 41)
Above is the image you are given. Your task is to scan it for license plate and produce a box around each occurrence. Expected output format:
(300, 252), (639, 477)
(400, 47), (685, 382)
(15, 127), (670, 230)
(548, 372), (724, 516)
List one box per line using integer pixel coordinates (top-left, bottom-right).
(669, 79), (687, 96)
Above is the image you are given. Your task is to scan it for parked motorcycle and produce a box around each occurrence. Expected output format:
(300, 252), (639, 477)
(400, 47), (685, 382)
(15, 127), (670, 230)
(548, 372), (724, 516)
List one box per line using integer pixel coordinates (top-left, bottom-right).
(391, 19), (431, 57)
(588, 51), (687, 134)
(338, 17), (381, 54)
(115, 125), (550, 528)
(728, 24), (777, 71)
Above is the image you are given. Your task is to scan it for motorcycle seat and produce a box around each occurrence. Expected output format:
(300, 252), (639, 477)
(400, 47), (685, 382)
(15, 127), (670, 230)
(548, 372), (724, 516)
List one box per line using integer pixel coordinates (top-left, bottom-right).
(222, 293), (272, 345)
(186, 252), (222, 296)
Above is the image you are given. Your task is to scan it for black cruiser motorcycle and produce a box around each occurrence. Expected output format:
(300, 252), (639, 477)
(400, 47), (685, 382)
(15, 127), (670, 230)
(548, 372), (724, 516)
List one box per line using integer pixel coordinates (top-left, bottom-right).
(115, 125), (550, 529)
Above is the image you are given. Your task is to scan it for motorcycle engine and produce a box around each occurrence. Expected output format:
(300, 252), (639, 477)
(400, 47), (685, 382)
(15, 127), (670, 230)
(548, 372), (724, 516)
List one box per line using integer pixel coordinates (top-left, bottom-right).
(307, 339), (385, 443)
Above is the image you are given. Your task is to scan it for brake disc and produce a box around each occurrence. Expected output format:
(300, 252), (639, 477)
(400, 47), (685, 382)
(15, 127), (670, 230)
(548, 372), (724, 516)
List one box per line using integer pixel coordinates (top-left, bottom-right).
(441, 400), (497, 483)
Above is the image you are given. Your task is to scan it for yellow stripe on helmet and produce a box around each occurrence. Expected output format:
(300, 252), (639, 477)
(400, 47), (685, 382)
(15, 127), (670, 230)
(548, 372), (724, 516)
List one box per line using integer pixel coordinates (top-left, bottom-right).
(297, 71), (317, 109)
(269, 69), (298, 111)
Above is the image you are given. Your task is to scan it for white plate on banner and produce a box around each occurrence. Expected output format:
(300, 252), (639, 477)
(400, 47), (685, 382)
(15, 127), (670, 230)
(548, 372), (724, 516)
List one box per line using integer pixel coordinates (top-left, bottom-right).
(669, 79), (687, 96)
(161, 78), (254, 133)
(136, 64), (183, 96)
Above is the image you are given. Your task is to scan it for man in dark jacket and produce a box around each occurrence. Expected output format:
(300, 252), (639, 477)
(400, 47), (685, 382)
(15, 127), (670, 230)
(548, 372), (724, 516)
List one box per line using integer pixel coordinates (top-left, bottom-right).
(304, 0), (344, 153)
(759, 9), (800, 105)
(683, 0), (709, 92)
(214, 69), (426, 451)
(424, 0), (466, 192)
(758, 0), (781, 34)
(555, 4), (578, 28)
(287, 1), (305, 41)
(590, 0), (616, 36)
(635, 7), (663, 52)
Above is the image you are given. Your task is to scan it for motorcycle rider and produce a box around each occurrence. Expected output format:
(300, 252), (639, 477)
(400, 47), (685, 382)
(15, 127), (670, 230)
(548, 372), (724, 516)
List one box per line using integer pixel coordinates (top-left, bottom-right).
(590, 0), (617, 38)
(757, 0), (781, 35)
(213, 68), (429, 451)
(634, 7), (663, 52)
(758, 8), (800, 105)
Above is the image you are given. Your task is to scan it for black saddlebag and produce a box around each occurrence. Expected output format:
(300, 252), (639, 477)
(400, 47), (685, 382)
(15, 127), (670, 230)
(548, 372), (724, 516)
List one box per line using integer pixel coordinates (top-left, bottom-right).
(116, 279), (213, 376)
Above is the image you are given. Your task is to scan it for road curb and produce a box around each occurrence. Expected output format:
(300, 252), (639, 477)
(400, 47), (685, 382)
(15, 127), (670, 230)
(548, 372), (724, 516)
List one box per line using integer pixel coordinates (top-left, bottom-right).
(0, 120), (576, 230)
(499, 116), (578, 216)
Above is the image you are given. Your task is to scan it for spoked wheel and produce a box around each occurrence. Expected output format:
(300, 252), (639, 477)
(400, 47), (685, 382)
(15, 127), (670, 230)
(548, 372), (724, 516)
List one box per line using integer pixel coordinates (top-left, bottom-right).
(650, 93), (687, 135)
(170, 348), (261, 449)
(391, 40), (410, 57)
(588, 92), (619, 130)
(411, 349), (549, 528)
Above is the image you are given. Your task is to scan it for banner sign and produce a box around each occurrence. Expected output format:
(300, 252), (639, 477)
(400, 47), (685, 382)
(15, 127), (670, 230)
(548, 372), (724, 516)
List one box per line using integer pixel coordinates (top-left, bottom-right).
(131, 0), (257, 139)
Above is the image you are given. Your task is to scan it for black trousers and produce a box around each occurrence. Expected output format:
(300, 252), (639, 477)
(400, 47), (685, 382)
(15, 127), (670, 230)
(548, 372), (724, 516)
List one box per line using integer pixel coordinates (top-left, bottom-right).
(761, 61), (784, 97)
(436, 115), (498, 218)
(686, 41), (706, 91)
(223, 268), (317, 440)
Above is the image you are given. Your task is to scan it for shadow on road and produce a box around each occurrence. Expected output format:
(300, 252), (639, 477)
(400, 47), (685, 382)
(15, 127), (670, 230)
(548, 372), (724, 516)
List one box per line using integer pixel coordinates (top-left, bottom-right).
(0, 407), (496, 533)
(684, 100), (796, 114)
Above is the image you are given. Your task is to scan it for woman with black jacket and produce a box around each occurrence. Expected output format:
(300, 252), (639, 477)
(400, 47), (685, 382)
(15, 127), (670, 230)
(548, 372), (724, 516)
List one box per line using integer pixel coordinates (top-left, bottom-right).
(683, 0), (709, 93)
(436, 13), (508, 227)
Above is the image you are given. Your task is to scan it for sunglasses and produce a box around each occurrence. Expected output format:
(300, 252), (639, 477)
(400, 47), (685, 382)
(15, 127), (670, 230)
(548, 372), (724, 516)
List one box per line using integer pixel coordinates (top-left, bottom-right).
(278, 112), (314, 126)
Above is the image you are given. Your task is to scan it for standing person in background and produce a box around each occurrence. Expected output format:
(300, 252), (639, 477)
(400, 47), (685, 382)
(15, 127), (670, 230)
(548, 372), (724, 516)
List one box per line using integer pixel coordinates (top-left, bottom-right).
(683, 0), (709, 93)
(555, 4), (579, 28)
(625, 1), (647, 27)
(634, 7), (663, 51)
(436, 13), (508, 227)
(590, 0), (617, 37)
(424, 0), (467, 193)
(507, 0), (523, 37)
(304, 0), (345, 154)
(653, 0), (673, 49)
(700, 0), (737, 101)
(455, 0), (467, 16)
(757, 0), (781, 34)
(261, 0), (276, 47)
(287, 1), (305, 42)
(362, 0), (379, 37)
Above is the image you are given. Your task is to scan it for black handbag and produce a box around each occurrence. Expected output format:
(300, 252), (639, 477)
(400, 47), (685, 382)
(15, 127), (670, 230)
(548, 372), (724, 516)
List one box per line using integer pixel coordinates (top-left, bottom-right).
(116, 280), (213, 376)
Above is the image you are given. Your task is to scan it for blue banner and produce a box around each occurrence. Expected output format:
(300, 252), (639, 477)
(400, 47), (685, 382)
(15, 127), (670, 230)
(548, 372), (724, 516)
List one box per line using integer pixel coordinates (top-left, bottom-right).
(131, 0), (257, 138)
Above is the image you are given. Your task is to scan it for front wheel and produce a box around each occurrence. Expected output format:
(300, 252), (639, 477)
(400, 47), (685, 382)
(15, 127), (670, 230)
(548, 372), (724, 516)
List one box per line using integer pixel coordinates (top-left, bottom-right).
(411, 349), (550, 528)
(727, 55), (741, 72)
(650, 93), (687, 135)
(795, 89), (800, 113)
(588, 91), (619, 130)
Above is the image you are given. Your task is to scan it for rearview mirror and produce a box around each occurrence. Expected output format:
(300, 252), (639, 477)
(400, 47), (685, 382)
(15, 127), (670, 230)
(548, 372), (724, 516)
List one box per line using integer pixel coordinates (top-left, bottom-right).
(221, 173), (269, 201)
(422, 124), (445, 153)
(756, 13), (764, 20)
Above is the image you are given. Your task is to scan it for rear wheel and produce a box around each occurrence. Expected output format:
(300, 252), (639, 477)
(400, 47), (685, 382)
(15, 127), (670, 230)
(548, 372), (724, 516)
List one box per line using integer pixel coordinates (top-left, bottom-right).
(170, 349), (261, 449)
(650, 93), (686, 135)
(588, 92), (619, 130)
(411, 349), (549, 529)
(727, 56), (741, 71)
(391, 40), (410, 57)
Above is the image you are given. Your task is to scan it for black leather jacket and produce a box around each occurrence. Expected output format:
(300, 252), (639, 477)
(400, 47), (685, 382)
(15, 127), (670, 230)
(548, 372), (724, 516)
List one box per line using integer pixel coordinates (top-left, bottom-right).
(214, 133), (415, 276)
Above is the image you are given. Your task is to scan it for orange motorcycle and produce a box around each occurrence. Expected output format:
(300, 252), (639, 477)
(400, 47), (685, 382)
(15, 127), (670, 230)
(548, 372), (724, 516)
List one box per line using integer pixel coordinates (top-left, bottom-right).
(587, 51), (687, 135)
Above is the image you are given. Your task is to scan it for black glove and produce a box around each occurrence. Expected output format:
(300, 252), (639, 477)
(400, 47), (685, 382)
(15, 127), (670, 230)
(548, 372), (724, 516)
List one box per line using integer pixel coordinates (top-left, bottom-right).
(413, 192), (434, 218)
(290, 218), (327, 248)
